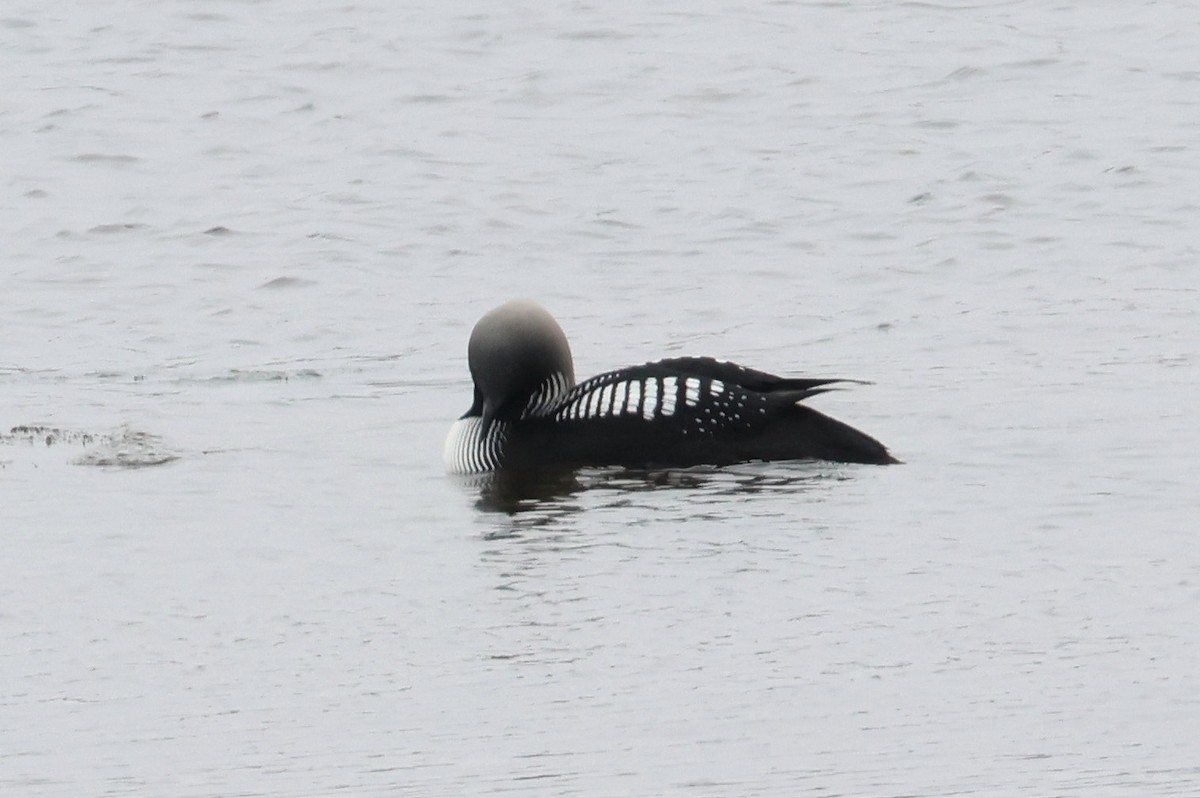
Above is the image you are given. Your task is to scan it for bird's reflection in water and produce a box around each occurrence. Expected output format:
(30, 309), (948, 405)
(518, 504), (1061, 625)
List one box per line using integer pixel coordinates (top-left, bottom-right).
(470, 468), (588, 517)
(457, 461), (854, 533)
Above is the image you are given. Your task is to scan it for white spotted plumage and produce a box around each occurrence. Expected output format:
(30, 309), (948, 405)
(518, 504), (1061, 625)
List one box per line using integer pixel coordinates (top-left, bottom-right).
(546, 372), (751, 430)
(626, 379), (642, 415)
(642, 378), (658, 420)
(661, 377), (677, 417)
(601, 383), (615, 416)
(613, 381), (628, 417)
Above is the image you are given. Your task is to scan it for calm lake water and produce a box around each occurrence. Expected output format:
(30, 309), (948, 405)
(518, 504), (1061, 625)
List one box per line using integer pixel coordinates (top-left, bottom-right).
(4, 1), (1199, 795)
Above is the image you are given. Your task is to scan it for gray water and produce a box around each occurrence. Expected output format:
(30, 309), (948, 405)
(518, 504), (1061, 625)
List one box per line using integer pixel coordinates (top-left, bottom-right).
(4, 1), (1199, 795)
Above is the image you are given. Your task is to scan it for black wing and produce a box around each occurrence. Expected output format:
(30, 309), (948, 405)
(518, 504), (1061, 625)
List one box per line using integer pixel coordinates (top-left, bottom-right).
(505, 359), (893, 467)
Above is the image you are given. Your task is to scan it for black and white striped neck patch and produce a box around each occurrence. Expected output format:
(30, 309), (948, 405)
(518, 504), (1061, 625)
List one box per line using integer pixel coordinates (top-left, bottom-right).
(521, 371), (573, 419)
(443, 416), (506, 474)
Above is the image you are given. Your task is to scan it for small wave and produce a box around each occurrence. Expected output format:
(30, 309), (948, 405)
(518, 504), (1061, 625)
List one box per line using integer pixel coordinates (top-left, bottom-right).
(88, 223), (148, 234)
(1, 425), (179, 469)
(74, 428), (179, 468)
(200, 368), (322, 383)
(258, 276), (316, 289)
(70, 153), (140, 164)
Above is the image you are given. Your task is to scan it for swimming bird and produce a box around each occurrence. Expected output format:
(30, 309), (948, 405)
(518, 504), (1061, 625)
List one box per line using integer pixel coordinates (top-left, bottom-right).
(444, 299), (897, 473)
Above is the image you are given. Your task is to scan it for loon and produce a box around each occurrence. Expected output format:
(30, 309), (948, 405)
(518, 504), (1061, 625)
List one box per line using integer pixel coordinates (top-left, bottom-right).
(444, 299), (897, 473)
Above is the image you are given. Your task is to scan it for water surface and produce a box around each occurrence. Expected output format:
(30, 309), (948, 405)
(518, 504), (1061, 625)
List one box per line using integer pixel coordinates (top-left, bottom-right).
(3, 1), (1199, 795)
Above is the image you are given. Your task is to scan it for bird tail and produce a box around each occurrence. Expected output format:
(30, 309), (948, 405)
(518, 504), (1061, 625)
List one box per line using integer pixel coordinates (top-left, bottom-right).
(781, 404), (898, 465)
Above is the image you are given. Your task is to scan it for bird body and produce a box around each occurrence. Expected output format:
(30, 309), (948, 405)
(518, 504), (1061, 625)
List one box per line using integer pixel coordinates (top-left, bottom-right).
(445, 300), (896, 473)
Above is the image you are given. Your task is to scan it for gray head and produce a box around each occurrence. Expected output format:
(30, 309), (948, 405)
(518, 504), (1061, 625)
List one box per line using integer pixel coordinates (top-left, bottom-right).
(466, 299), (575, 431)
